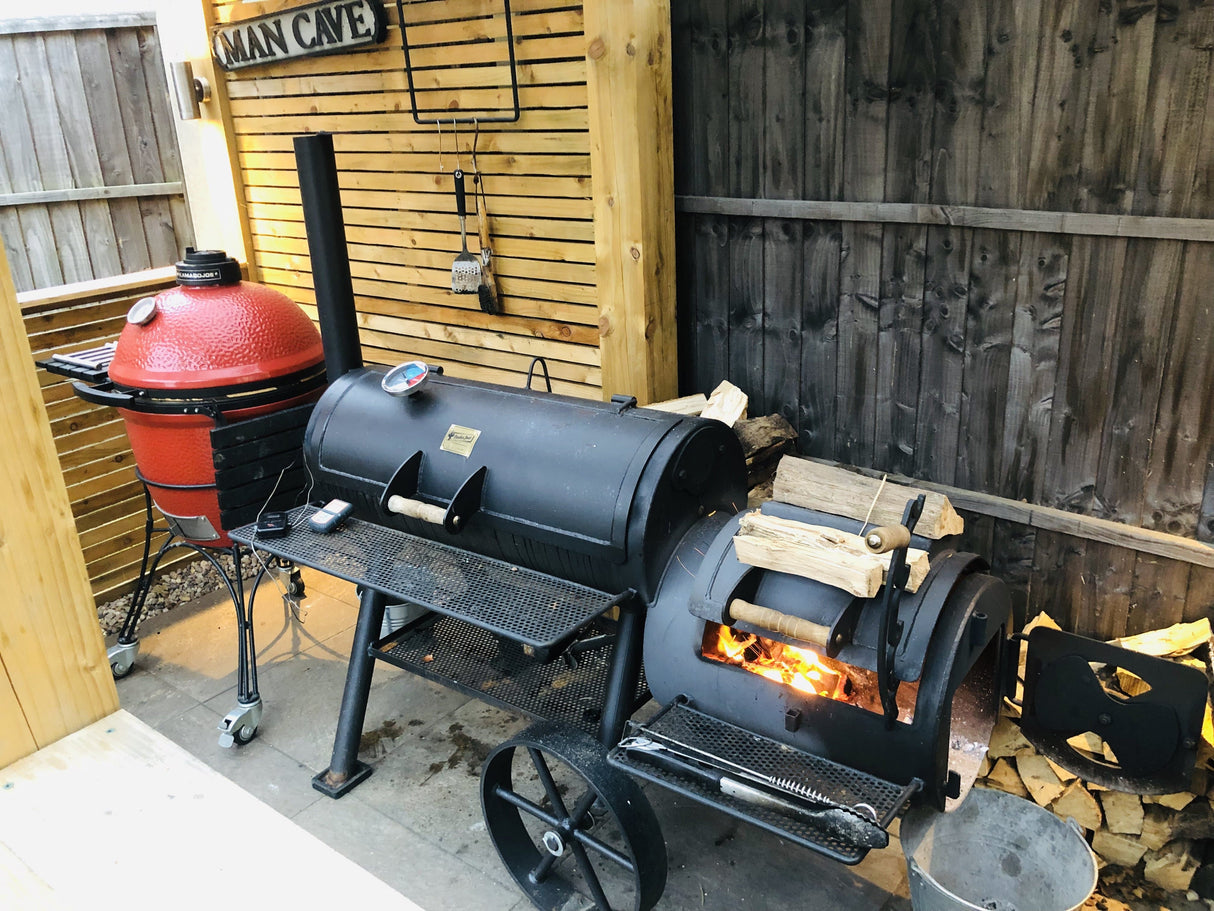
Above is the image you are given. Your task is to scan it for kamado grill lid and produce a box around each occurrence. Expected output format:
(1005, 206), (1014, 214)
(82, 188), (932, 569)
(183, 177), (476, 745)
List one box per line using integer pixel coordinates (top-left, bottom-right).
(108, 248), (324, 392)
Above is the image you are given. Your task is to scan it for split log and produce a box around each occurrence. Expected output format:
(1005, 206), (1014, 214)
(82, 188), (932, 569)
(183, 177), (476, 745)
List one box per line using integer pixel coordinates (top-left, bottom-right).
(1092, 828), (1147, 867)
(1098, 790), (1145, 836)
(773, 457), (965, 539)
(1108, 618), (1212, 658)
(1081, 894), (1131, 911)
(1170, 797), (1214, 840)
(1016, 750), (1067, 806)
(1144, 791), (1195, 811)
(1047, 757), (1078, 783)
(987, 715), (1031, 759)
(645, 393), (707, 415)
(1143, 841), (1199, 892)
(733, 415), (798, 488)
(1139, 805), (1176, 851)
(1054, 781), (1103, 832)
(700, 381), (747, 426)
(983, 759), (1028, 798)
(733, 511), (929, 598)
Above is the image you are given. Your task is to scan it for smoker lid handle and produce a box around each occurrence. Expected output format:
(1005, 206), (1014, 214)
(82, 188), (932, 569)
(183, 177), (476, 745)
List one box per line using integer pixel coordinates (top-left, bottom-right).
(863, 525), (912, 554)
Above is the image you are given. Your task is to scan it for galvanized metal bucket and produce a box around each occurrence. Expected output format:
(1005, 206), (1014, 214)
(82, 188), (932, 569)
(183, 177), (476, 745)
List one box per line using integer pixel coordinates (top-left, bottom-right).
(900, 787), (1098, 911)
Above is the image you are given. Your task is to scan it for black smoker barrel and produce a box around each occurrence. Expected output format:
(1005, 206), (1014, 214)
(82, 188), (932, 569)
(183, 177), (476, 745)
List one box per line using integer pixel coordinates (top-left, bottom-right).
(302, 365), (748, 602)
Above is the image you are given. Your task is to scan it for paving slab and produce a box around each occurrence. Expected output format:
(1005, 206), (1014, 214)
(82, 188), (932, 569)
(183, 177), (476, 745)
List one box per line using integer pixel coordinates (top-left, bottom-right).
(116, 583), (360, 704)
(151, 702), (325, 819)
(232, 620), (470, 773)
(293, 790), (524, 911)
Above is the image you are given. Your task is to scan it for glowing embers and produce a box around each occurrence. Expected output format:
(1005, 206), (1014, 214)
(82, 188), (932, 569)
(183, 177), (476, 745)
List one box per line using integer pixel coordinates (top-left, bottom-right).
(701, 622), (853, 700)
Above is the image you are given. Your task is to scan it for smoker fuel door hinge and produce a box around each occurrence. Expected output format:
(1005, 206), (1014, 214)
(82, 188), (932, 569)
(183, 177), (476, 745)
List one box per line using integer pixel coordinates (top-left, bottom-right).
(1019, 627), (1207, 794)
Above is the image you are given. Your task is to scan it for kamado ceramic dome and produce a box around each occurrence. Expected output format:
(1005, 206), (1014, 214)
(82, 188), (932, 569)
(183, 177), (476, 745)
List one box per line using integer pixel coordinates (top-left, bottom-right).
(107, 249), (325, 545)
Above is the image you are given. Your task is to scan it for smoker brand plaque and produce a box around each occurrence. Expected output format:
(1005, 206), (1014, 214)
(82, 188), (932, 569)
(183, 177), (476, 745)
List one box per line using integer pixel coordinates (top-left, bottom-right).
(212, 0), (388, 72)
(440, 424), (481, 457)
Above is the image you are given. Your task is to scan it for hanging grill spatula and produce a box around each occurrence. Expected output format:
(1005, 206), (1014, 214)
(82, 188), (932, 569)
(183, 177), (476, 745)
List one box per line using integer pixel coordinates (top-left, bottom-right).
(450, 168), (481, 294)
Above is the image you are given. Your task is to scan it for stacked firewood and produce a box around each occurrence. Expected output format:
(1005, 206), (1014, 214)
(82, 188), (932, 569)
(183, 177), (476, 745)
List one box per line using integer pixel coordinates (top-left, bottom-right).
(976, 614), (1214, 897)
(648, 382), (799, 501)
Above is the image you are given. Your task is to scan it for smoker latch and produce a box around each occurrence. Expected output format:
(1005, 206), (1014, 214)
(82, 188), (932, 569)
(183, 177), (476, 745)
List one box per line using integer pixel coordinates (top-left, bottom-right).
(874, 495), (925, 728)
(1019, 627), (1208, 794)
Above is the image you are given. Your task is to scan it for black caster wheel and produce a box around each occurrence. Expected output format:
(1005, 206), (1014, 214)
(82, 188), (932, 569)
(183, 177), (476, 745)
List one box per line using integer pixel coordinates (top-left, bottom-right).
(231, 723), (257, 746)
(110, 660), (134, 679)
(286, 569), (305, 599)
(480, 722), (666, 911)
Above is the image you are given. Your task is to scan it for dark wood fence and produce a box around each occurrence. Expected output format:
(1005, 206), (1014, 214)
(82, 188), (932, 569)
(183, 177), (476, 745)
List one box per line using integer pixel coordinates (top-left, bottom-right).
(0, 14), (193, 293)
(672, 0), (1214, 637)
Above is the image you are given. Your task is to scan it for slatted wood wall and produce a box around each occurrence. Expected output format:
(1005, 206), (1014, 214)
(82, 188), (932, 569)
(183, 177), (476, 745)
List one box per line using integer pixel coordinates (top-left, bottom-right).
(0, 16), (194, 294)
(210, 0), (602, 397)
(673, 0), (1214, 638)
(22, 269), (194, 602)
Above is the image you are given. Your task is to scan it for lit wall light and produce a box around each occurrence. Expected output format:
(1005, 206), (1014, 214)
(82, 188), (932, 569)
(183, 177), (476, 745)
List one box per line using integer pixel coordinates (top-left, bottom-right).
(170, 61), (212, 121)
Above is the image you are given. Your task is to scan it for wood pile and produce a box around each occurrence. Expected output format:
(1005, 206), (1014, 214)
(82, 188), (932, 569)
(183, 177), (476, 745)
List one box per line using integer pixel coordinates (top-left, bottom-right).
(976, 613), (1214, 896)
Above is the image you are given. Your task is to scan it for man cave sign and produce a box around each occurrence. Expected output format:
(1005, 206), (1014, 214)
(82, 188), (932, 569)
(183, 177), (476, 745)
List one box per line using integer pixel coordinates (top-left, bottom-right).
(212, 0), (388, 72)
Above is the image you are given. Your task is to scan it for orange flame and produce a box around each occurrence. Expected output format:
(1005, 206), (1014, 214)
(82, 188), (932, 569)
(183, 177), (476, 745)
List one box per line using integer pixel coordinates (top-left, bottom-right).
(702, 622), (850, 700)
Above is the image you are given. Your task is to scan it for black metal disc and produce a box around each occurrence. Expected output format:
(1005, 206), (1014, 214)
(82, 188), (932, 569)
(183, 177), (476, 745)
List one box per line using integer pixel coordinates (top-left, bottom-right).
(480, 721), (667, 911)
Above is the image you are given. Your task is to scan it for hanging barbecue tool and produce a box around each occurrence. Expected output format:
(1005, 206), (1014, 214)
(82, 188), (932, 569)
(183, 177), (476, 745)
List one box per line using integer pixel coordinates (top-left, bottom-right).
(450, 167), (481, 294)
(473, 173), (501, 314)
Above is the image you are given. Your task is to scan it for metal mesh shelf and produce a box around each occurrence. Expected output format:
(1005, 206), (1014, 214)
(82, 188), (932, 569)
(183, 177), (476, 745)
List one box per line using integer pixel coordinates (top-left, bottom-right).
(230, 506), (622, 648)
(372, 614), (647, 734)
(608, 699), (920, 864)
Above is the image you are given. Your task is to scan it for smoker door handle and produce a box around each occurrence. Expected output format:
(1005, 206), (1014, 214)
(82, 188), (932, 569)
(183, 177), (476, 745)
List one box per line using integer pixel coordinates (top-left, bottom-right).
(727, 599), (831, 650)
(386, 494), (447, 526)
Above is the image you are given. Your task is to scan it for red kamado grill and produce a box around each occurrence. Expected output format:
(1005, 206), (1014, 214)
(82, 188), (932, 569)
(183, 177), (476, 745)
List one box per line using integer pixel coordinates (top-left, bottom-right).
(229, 134), (1211, 911)
(87, 249), (326, 546)
(55, 249), (328, 745)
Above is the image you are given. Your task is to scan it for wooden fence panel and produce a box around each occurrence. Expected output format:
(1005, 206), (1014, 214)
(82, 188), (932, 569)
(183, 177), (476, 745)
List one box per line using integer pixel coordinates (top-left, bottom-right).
(0, 17), (193, 293)
(20, 268), (196, 602)
(674, 0), (1214, 636)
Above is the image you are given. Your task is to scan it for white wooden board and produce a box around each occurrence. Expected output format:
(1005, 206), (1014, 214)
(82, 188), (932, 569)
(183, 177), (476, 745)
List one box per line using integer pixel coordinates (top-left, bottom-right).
(0, 710), (423, 910)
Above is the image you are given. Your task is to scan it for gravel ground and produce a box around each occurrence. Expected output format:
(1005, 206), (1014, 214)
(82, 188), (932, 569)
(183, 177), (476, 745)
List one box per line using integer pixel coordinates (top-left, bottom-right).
(96, 555), (259, 636)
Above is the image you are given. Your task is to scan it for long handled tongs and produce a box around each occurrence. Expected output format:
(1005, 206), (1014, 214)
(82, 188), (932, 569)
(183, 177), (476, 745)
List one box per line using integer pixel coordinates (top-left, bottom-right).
(618, 734), (888, 849)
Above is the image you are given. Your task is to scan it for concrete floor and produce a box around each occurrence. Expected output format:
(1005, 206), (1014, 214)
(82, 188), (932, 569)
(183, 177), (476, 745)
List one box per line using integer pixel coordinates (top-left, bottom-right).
(113, 566), (912, 911)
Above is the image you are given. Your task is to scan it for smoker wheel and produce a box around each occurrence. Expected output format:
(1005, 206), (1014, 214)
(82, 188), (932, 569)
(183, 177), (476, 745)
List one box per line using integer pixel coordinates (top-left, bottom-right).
(481, 722), (667, 911)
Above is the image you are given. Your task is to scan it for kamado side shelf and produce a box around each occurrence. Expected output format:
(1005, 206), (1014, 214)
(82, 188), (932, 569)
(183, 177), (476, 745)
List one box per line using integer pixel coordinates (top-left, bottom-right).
(225, 134), (1210, 911)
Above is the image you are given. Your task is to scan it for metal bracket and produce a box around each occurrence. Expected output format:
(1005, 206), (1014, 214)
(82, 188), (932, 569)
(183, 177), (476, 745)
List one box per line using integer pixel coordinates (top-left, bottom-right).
(1020, 627), (1207, 793)
(396, 0), (520, 125)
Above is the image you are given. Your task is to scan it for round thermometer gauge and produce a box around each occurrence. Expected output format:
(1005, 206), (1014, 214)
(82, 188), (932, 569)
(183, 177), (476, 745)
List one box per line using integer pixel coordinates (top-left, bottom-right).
(126, 296), (159, 325)
(381, 360), (430, 397)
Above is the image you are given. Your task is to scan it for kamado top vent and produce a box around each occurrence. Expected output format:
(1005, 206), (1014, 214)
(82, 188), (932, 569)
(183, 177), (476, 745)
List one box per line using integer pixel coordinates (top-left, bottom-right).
(87, 248), (326, 545)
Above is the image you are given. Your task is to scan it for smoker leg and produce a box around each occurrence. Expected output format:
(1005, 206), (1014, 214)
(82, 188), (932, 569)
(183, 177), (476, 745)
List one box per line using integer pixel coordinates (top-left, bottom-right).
(597, 598), (645, 748)
(312, 586), (387, 798)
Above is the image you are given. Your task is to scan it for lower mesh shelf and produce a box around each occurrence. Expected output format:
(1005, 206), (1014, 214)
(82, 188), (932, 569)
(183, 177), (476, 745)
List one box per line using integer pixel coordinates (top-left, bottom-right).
(372, 613), (647, 735)
(608, 698), (920, 864)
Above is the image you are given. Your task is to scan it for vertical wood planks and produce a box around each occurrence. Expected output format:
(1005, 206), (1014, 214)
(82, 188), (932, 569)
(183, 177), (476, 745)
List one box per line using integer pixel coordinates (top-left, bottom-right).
(0, 23), (192, 292)
(835, 0), (889, 467)
(586, 0), (679, 402)
(0, 244), (118, 766)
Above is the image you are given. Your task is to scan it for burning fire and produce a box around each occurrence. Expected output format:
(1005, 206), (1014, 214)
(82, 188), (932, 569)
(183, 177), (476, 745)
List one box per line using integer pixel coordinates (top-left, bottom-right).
(702, 622), (852, 700)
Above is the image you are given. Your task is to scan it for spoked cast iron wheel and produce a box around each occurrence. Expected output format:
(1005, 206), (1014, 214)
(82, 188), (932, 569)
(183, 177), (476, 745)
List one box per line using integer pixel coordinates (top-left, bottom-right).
(480, 722), (667, 911)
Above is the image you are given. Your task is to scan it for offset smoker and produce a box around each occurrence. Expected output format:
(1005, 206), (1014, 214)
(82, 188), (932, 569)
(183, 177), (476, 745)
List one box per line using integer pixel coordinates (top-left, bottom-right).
(230, 133), (1210, 911)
